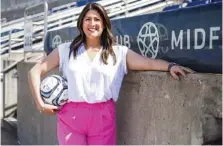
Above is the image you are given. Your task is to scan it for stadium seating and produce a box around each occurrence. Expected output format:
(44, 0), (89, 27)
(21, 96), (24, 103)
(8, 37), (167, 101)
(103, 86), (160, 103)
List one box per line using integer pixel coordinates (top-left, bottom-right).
(1, 0), (174, 55)
(186, 0), (210, 7)
(162, 0), (220, 12)
(3, 0), (220, 55)
(76, 0), (99, 7)
(211, 0), (222, 3)
(163, 4), (181, 11)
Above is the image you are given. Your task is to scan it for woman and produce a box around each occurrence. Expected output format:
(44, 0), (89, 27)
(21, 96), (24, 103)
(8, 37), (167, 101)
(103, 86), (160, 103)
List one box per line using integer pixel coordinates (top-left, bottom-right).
(28, 2), (193, 145)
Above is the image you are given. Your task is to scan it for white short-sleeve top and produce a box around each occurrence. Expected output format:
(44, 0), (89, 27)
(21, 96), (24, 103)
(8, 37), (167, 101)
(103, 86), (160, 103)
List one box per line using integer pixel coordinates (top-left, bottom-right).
(58, 42), (128, 103)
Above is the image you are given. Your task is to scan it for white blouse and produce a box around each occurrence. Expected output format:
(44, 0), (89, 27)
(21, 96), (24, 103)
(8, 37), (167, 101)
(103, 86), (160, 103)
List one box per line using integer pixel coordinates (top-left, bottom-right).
(58, 42), (128, 103)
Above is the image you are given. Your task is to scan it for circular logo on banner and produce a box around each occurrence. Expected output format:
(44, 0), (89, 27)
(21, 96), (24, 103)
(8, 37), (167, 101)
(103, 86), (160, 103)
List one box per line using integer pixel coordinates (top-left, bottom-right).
(137, 22), (159, 58)
(52, 35), (62, 48)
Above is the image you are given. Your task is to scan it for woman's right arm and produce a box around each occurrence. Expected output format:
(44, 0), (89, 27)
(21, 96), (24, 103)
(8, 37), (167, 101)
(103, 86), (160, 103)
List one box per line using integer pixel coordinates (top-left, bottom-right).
(28, 48), (60, 114)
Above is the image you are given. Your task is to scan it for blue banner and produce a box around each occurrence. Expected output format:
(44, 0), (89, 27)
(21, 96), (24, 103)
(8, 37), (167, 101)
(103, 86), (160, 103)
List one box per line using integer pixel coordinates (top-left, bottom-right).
(44, 2), (222, 73)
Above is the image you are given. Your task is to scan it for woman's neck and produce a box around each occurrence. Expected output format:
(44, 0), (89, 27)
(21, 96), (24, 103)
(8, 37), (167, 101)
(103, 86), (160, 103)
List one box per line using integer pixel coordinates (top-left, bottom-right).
(85, 38), (101, 49)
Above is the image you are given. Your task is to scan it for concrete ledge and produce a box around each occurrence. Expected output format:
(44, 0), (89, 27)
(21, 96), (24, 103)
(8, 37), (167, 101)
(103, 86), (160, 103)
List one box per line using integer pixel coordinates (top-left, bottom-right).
(116, 71), (221, 145)
(17, 62), (222, 145)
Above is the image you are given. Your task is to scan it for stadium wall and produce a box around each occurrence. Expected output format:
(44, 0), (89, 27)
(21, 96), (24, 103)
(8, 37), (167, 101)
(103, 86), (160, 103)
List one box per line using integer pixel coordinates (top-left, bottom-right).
(17, 61), (222, 145)
(44, 3), (222, 73)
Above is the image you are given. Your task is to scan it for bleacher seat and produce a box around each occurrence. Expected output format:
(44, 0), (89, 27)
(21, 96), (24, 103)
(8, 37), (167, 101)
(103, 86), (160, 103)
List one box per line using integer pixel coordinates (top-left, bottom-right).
(211, 0), (222, 3)
(1, 0), (174, 55)
(77, 0), (99, 7)
(186, 0), (210, 7)
(1, 29), (22, 38)
(163, 4), (181, 11)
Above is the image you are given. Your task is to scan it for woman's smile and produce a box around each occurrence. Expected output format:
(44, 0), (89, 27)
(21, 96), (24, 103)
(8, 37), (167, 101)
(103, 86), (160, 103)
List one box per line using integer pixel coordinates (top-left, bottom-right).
(83, 10), (104, 39)
(87, 27), (98, 33)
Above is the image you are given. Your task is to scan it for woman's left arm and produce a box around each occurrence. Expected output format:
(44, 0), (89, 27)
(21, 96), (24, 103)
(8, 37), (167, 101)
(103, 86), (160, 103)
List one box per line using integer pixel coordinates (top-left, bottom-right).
(126, 49), (194, 80)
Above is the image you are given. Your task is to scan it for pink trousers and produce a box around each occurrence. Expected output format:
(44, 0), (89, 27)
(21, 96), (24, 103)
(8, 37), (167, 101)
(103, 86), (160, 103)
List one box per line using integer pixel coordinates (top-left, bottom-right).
(57, 99), (116, 145)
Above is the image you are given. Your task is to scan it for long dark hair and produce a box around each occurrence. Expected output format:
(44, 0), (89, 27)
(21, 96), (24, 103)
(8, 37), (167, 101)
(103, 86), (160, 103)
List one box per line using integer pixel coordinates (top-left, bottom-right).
(69, 3), (116, 65)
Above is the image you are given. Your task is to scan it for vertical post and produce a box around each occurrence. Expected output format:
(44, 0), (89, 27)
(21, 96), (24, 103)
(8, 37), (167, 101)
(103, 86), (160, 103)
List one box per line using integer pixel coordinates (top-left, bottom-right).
(43, 1), (48, 46)
(123, 0), (128, 17)
(24, 0), (48, 61)
(2, 73), (6, 118)
(0, 73), (3, 119)
(24, 8), (27, 61)
(9, 29), (12, 58)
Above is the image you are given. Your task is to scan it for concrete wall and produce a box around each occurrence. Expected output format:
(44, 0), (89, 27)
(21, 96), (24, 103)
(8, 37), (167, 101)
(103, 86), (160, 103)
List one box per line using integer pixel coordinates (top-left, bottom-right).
(17, 62), (59, 145)
(17, 61), (222, 145)
(116, 72), (222, 145)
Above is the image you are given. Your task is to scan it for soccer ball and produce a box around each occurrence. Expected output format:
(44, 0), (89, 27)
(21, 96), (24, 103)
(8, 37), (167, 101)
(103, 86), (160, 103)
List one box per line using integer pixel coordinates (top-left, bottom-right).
(40, 75), (68, 106)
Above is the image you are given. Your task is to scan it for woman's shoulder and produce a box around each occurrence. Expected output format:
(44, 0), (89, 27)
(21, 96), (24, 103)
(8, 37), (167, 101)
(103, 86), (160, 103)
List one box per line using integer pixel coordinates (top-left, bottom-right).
(58, 42), (72, 50)
(112, 44), (129, 55)
(112, 44), (128, 51)
(57, 42), (72, 57)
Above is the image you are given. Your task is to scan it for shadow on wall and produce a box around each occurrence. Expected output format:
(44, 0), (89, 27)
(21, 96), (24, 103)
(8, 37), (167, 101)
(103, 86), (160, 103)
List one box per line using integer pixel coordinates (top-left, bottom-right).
(202, 116), (222, 145)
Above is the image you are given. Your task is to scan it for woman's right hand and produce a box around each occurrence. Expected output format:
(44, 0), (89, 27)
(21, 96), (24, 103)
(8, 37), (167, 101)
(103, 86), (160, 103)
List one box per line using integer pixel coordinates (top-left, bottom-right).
(37, 103), (61, 115)
(28, 48), (61, 115)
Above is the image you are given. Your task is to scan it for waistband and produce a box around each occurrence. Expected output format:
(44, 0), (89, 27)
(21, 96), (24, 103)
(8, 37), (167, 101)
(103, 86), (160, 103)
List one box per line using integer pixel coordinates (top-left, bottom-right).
(62, 99), (114, 109)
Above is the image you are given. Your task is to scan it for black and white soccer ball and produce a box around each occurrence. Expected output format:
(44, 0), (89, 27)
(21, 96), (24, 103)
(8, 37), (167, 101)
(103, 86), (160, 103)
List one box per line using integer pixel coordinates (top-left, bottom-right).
(40, 75), (68, 106)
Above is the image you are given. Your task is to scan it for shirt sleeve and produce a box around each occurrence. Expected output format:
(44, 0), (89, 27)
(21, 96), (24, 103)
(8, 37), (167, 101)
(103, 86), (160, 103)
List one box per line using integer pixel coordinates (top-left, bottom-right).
(57, 42), (70, 73)
(121, 45), (129, 74)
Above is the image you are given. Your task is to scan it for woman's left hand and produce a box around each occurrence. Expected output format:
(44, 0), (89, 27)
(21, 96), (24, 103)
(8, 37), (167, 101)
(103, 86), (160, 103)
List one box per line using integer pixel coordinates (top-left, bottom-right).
(170, 65), (194, 80)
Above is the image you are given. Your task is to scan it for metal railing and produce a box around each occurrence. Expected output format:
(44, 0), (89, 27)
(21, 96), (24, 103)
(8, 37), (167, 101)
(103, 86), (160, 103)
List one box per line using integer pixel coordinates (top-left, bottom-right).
(113, 0), (175, 19)
(23, 1), (48, 55)
(1, 58), (23, 119)
(1, 0), (170, 55)
(1, 0), (123, 54)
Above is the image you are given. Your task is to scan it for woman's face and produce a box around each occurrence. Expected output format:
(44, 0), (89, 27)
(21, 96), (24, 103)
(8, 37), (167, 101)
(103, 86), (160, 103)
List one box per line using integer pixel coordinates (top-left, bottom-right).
(82, 10), (104, 40)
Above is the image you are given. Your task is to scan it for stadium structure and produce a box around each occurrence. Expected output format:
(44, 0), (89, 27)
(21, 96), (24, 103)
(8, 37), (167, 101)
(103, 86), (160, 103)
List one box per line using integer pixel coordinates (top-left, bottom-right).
(1, 0), (222, 145)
